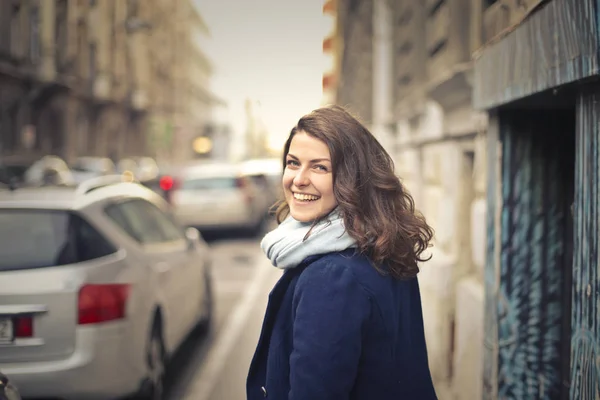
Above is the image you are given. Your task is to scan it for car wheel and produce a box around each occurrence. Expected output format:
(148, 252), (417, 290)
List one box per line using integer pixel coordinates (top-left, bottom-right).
(137, 323), (166, 400)
(0, 371), (22, 400)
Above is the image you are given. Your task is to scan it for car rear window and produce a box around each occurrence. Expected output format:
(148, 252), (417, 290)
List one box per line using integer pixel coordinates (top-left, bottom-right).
(180, 177), (237, 190)
(0, 210), (117, 271)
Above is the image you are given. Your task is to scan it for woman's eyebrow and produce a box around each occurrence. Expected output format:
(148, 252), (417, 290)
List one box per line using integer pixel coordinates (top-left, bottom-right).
(287, 153), (331, 163)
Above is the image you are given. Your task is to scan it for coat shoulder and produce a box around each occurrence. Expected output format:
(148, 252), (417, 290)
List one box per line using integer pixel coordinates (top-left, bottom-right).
(298, 250), (374, 287)
(300, 250), (396, 292)
(298, 250), (422, 313)
(302, 250), (374, 273)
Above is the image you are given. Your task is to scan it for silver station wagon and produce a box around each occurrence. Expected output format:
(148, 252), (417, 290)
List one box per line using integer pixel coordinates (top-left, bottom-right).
(0, 176), (213, 400)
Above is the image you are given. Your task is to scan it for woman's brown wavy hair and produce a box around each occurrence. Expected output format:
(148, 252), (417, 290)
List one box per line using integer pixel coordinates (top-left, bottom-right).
(275, 105), (434, 279)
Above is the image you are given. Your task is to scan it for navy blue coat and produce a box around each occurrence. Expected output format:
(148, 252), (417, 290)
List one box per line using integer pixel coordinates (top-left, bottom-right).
(247, 249), (437, 400)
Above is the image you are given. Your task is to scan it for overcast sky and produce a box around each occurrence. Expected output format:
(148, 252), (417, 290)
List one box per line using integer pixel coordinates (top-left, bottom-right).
(195, 0), (331, 158)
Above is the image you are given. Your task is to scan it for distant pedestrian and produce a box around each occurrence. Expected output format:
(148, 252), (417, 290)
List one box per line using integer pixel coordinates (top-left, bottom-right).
(247, 105), (438, 399)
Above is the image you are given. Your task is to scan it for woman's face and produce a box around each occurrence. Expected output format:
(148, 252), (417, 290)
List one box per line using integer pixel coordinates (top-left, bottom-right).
(283, 131), (337, 222)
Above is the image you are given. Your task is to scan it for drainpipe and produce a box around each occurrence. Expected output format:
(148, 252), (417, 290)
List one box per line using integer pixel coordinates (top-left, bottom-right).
(372, 0), (395, 154)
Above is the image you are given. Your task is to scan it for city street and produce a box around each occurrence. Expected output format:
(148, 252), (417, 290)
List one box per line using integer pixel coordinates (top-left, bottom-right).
(164, 226), (281, 400)
(1, 0), (597, 397)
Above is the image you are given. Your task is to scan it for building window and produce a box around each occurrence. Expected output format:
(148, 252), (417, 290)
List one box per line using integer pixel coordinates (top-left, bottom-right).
(398, 41), (413, 55)
(29, 4), (40, 63)
(429, 40), (447, 58)
(348, 0), (360, 13)
(55, 0), (68, 71)
(127, 0), (139, 17)
(89, 42), (96, 81)
(398, 74), (412, 86)
(397, 8), (413, 26)
(428, 0), (446, 17)
(10, 3), (21, 58)
(76, 21), (87, 77)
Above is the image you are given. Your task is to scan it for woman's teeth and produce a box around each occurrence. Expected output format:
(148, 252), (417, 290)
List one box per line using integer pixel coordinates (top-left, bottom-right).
(293, 193), (320, 201)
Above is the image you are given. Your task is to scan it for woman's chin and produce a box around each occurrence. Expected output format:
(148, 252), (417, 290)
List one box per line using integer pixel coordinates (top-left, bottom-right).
(289, 202), (335, 223)
(290, 208), (317, 223)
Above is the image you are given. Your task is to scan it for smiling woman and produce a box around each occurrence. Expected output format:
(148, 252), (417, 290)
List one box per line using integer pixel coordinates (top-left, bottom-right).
(247, 105), (437, 400)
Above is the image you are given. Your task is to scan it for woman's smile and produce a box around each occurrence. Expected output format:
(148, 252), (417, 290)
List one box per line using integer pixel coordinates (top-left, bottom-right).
(292, 192), (321, 202)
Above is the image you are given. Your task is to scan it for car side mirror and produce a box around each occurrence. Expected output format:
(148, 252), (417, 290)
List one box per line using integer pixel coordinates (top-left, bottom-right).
(185, 227), (201, 249)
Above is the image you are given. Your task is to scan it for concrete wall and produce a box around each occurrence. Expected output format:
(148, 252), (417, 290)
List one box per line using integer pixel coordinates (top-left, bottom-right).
(394, 103), (487, 399)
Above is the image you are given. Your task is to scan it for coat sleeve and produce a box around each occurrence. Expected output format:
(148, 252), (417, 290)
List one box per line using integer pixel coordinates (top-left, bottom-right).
(288, 260), (371, 400)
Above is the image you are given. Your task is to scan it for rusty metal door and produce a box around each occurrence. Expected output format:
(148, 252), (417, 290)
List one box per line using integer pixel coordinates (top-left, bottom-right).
(570, 89), (600, 400)
(485, 109), (575, 399)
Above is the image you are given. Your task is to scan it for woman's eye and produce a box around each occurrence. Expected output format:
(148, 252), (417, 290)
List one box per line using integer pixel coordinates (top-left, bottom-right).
(315, 164), (328, 172)
(286, 159), (299, 167)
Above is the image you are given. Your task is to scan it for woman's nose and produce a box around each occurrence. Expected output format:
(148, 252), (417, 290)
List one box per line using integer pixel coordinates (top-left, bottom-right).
(293, 169), (309, 186)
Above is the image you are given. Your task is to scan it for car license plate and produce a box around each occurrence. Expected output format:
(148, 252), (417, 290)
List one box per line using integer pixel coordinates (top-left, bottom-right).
(0, 317), (14, 343)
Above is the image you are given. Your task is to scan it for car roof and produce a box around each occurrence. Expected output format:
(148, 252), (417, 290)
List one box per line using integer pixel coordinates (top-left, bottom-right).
(240, 158), (283, 176)
(0, 180), (161, 211)
(182, 162), (244, 179)
(0, 186), (78, 210)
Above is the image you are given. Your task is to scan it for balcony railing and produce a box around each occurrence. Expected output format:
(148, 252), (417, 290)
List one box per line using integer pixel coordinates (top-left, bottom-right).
(482, 0), (545, 43)
(426, 1), (449, 59)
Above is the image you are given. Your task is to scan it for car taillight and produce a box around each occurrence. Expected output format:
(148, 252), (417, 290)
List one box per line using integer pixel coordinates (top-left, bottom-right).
(235, 177), (246, 189)
(159, 175), (175, 191)
(15, 316), (33, 337)
(159, 175), (179, 205)
(78, 284), (130, 325)
(236, 177), (253, 204)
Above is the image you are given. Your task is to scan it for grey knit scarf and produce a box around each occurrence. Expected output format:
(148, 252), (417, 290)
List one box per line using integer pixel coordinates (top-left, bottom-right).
(260, 209), (357, 269)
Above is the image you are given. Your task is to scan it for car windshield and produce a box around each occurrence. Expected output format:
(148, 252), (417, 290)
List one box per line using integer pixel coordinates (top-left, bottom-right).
(0, 210), (115, 271)
(71, 159), (111, 173)
(71, 163), (95, 172)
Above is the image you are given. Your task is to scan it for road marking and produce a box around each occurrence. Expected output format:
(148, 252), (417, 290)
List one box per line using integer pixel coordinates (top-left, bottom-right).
(182, 259), (274, 400)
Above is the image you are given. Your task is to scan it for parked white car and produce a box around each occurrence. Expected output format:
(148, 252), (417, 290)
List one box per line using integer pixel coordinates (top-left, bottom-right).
(23, 155), (75, 186)
(167, 162), (266, 234)
(240, 158), (284, 215)
(0, 176), (213, 400)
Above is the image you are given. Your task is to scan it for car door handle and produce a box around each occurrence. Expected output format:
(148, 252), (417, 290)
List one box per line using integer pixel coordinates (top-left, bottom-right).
(154, 262), (171, 273)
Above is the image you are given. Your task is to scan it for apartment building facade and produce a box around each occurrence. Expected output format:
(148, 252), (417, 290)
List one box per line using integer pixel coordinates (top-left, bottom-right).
(0, 0), (219, 164)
